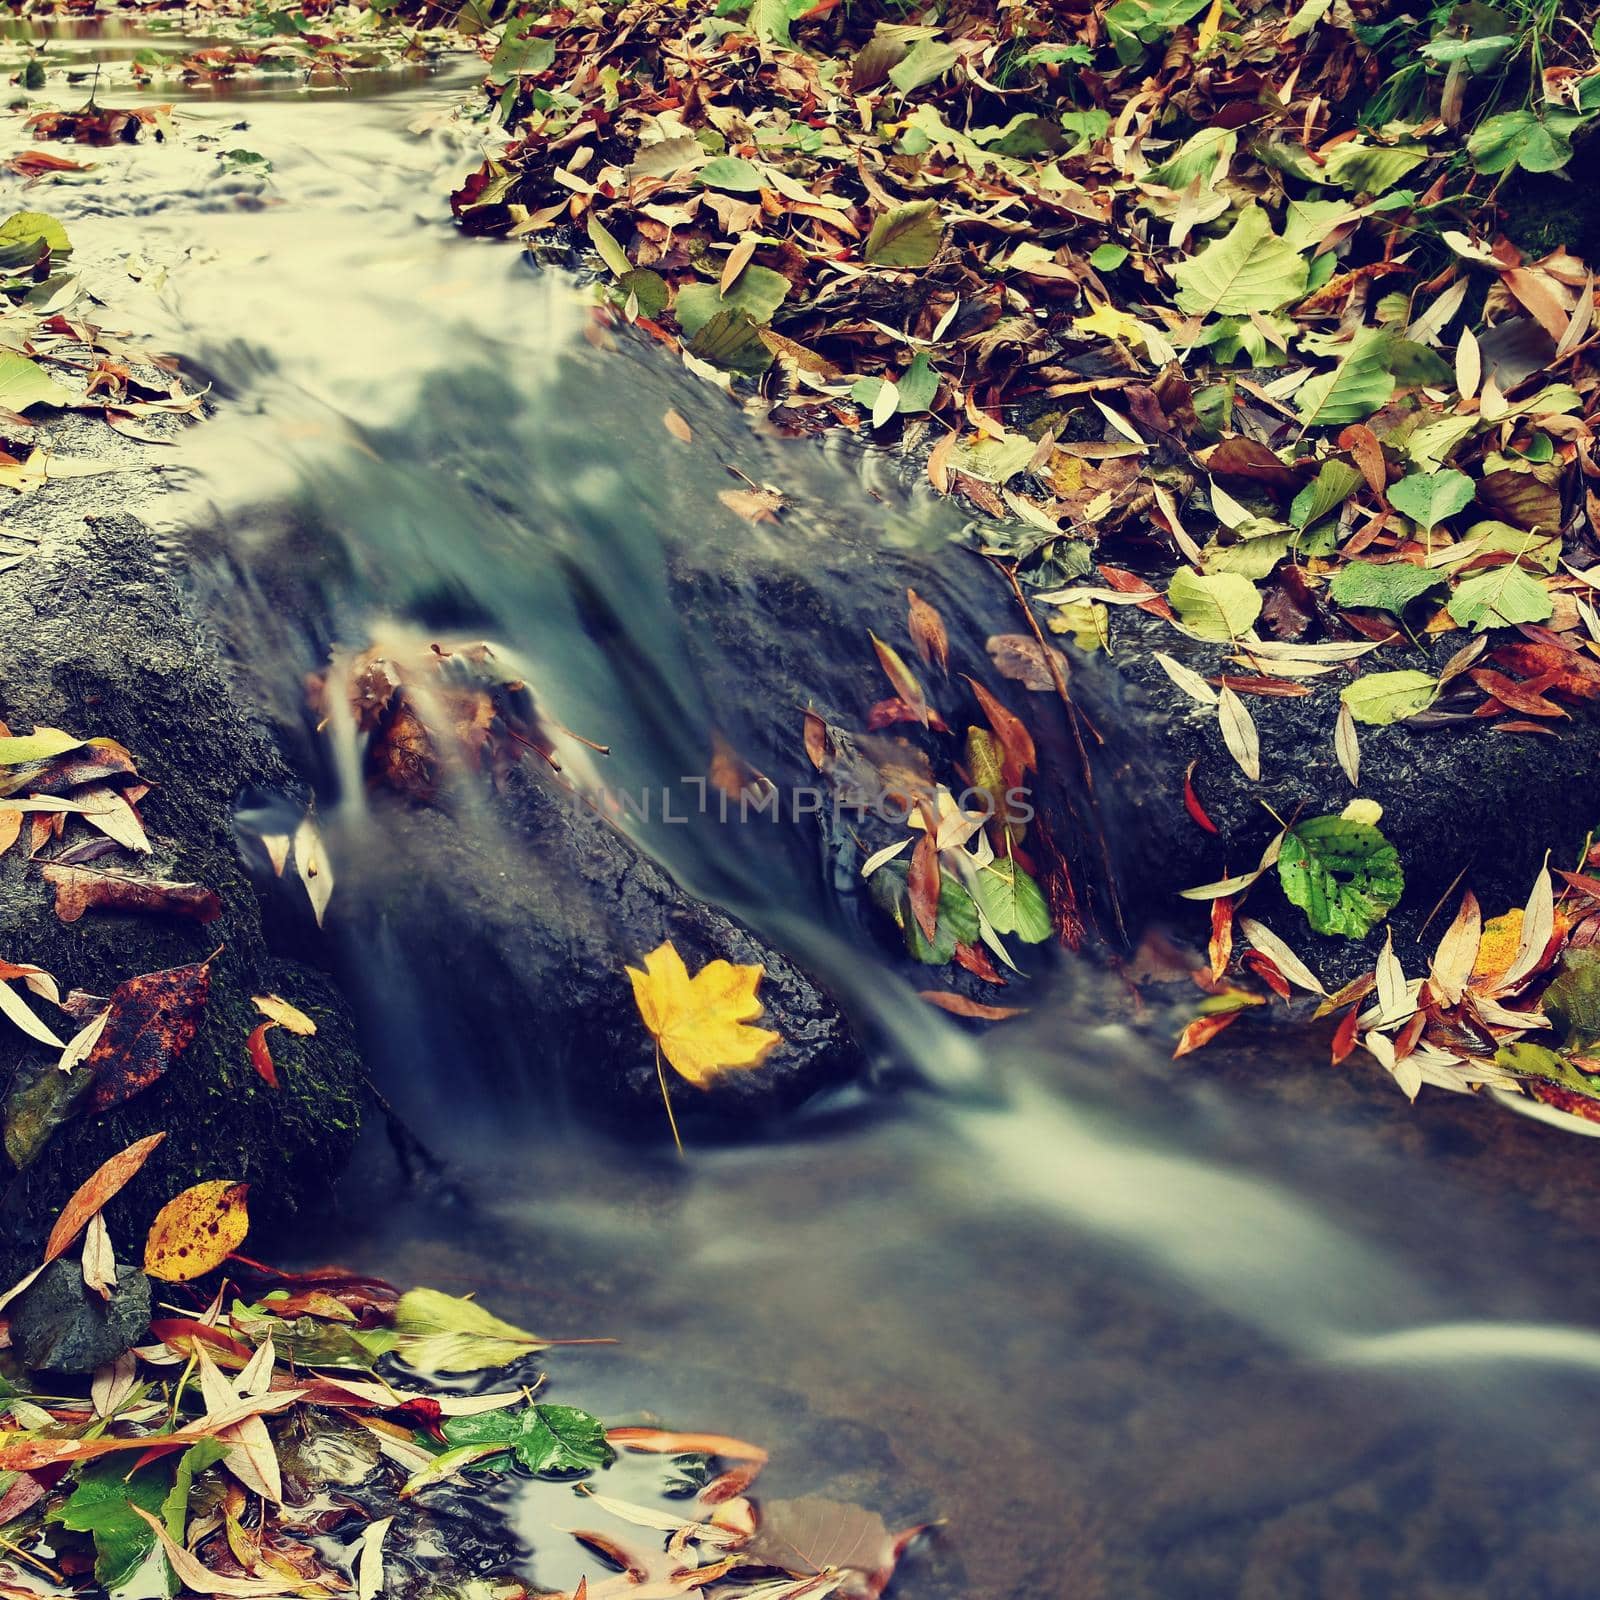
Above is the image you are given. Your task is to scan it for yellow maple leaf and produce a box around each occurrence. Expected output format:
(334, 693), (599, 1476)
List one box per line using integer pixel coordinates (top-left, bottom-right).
(627, 940), (782, 1154)
(627, 940), (781, 1089)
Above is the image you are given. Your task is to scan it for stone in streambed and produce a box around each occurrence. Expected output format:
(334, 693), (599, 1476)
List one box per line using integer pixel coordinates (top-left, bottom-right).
(10, 1260), (151, 1374)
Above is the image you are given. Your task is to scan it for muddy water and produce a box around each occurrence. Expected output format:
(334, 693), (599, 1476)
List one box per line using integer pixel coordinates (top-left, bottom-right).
(10, 32), (1600, 1600)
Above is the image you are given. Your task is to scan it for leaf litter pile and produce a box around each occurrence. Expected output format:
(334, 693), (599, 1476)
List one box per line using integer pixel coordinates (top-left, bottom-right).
(421, 0), (1600, 1120)
(0, 1133), (926, 1600)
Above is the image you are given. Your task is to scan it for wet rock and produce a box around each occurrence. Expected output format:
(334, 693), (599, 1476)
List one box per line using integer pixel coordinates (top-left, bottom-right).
(330, 771), (861, 1126)
(0, 510), (365, 1276)
(1067, 607), (1600, 981)
(11, 1259), (151, 1373)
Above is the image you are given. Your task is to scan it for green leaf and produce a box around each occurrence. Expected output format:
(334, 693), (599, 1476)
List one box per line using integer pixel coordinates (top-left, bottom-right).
(1294, 329), (1395, 428)
(0, 727), (83, 765)
(1144, 128), (1236, 189)
(1421, 32), (1514, 68)
(688, 311), (775, 375)
(698, 156), (765, 194)
(1167, 568), (1262, 640)
(1089, 243), (1129, 271)
(1277, 815), (1404, 938)
(908, 872), (981, 964)
(487, 19), (553, 86)
(393, 1287), (546, 1374)
(1290, 460), (1363, 529)
(0, 350), (74, 414)
(0, 210), (72, 258)
(864, 200), (944, 267)
(1543, 952), (1600, 1048)
(1447, 567), (1554, 631)
(888, 37), (960, 93)
(1172, 207), (1309, 318)
(586, 215), (631, 279)
(853, 352), (939, 416)
(1321, 142), (1427, 195)
(54, 1460), (175, 1595)
(1339, 669), (1439, 725)
(615, 268), (669, 320)
(970, 858), (1051, 942)
(161, 1441), (227, 1545)
(1388, 468), (1475, 532)
(1407, 414), (1478, 473)
(746, 0), (809, 47)
(674, 265), (790, 337)
(1329, 562), (1442, 615)
(442, 1402), (615, 1475)
(1462, 519), (1560, 572)
(1495, 1041), (1600, 1102)
(1468, 110), (1574, 175)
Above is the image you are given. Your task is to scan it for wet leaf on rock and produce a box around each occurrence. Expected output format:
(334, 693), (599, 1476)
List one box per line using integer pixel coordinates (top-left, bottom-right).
(970, 858), (1051, 942)
(626, 940), (782, 1089)
(144, 1180), (250, 1283)
(1328, 561), (1441, 615)
(1278, 814), (1404, 939)
(85, 959), (211, 1114)
(1339, 670), (1439, 725)
(1447, 567), (1555, 632)
(1167, 569), (1261, 641)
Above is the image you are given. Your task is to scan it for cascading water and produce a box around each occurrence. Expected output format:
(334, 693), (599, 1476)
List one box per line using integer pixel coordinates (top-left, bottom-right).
(16, 30), (1600, 1596)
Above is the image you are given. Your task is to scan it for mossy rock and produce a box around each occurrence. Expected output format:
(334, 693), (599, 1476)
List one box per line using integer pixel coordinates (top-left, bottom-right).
(0, 512), (363, 1276)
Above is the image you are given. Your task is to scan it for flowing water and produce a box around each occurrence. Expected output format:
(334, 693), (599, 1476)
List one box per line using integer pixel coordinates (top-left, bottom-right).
(11, 32), (1600, 1599)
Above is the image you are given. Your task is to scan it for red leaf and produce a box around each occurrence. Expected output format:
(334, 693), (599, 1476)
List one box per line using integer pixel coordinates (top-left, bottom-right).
(246, 1022), (279, 1089)
(919, 990), (1026, 1020)
(1330, 1005), (1361, 1065)
(1184, 759), (1219, 835)
(1174, 1011), (1240, 1058)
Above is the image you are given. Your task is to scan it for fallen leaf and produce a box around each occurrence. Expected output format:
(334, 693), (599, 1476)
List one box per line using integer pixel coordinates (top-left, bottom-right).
(144, 1180), (250, 1282)
(40, 865), (221, 924)
(393, 1286), (547, 1375)
(84, 959), (212, 1113)
(626, 940), (782, 1090)
(918, 991), (1026, 1021)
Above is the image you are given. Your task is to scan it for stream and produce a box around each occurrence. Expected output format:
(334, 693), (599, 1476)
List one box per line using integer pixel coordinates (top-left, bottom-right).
(9, 29), (1600, 1599)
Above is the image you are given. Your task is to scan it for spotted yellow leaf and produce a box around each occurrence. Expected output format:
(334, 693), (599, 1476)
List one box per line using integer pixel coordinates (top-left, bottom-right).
(144, 1180), (249, 1283)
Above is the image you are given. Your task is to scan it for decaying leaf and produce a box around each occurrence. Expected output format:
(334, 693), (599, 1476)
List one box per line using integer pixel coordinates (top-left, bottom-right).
(84, 958), (212, 1113)
(144, 1179), (250, 1282)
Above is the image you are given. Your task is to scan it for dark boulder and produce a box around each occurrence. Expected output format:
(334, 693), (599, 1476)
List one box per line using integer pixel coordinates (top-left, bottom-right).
(10, 1259), (150, 1374)
(0, 509), (365, 1276)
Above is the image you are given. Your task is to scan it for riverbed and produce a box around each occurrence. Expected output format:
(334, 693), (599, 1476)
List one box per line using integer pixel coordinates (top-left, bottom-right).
(7, 28), (1600, 1598)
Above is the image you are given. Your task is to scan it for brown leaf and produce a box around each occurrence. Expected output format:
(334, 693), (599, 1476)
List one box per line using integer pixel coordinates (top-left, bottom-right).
(1209, 895), (1233, 983)
(1476, 467), (1562, 531)
(1490, 640), (1600, 700)
(0, 1132), (167, 1313)
(1468, 668), (1566, 717)
(985, 634), (1070, 693)
(85, 960), (212, 1113)
(662, 409), (692, 444)
(41, 865), (222, 925)
(742, 1495), (923, 1599)
(919, 990), (1025, 1020)
(908, 830), (940, 944)
(906, 589), (949, 675)
(1337, 424), (1388, 499)
(952, 941), (1005, 984)
(718, 487), (784, 523)
(1205, 436), (1305, 499)
(869, 631), (931, 726)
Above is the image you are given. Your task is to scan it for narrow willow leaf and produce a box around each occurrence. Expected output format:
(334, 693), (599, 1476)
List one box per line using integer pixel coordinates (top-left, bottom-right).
(1455, 326), (1481, 399)
(1154, 651), (1218, 705)
(1217, 685), (1259, 780)
(1334, 701), (1360, 785)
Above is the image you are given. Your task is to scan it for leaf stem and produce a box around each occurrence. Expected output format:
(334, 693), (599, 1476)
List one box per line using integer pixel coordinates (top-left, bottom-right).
(654, 1043), (684, 1159)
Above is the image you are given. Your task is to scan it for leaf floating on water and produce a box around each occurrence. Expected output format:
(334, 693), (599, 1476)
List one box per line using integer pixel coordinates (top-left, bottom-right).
(393, 1287), (548, 1375)
(441, 1401), (614, 1475)
(144, 1179), (250, 1283)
